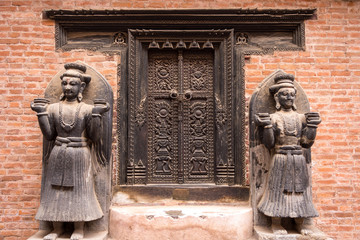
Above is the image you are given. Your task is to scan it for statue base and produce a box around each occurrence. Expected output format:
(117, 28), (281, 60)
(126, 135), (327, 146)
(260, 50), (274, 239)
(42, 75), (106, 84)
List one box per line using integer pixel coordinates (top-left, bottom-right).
(28, 230), (108, 240)
(254, 225), (333, 240)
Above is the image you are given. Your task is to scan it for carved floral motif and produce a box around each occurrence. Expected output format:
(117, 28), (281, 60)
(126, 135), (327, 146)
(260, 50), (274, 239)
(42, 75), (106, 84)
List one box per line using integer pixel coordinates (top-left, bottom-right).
(155, 61), (174, 90)
(189, 60), (209, 90)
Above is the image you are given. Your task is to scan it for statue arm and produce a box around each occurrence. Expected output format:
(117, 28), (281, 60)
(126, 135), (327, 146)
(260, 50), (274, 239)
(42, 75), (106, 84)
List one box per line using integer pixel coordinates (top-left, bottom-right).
(31, 102), (56, 141)
(37, 113), (56, 140)
(300, 113), (321, 148)
(87, 102), (110, 142)
(86, 103), (110, 171)
(301, 127), (317, 148)
(255, 113), (275, 149)
(87, 112), (103, 142)
(262, 123), (275, 149)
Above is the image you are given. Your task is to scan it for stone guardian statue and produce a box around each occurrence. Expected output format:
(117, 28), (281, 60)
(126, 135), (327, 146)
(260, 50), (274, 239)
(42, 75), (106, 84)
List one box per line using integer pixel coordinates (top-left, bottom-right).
(29, 62), (113, 240)
(250, 70), (321, 237)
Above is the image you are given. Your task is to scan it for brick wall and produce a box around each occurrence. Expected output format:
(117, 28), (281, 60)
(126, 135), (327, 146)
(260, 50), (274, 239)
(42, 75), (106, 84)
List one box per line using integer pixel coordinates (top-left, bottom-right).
(0, 0), (359, 239)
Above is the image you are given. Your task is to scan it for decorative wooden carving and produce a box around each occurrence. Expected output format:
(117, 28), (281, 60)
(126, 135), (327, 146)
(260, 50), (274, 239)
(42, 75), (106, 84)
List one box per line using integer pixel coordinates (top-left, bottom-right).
(45, 9), (315, 53)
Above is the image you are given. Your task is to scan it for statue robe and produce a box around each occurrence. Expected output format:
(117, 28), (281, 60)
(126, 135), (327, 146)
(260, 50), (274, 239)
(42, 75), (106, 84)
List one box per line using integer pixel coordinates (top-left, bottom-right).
(35, 102), (104, 222)
(257, 111), (318, 218)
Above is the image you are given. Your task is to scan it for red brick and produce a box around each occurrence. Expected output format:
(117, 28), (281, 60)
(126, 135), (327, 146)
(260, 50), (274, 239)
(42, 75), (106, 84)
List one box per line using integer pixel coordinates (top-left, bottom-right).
(0, 1), (359, 240)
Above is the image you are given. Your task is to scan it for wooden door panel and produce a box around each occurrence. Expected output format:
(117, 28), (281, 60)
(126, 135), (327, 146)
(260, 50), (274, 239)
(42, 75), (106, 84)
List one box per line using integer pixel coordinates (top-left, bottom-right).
(182, 51), (214, 183)
(147, 50), (215, 184)
(148, 51), (179, 183)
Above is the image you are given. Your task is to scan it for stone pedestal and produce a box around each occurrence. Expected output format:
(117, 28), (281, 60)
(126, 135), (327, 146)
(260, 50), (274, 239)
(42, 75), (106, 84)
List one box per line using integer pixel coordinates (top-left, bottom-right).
(109, 205), (253, 240)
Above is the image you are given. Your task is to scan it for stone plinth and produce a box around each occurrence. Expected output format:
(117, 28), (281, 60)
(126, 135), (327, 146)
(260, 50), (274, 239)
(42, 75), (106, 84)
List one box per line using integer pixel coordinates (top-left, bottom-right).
(109, 205), (253, 240)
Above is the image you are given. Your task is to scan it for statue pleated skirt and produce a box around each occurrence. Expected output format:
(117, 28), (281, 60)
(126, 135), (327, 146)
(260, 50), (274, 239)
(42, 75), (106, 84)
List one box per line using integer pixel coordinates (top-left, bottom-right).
(35, 144), (103, 222)
(257, 153), (318, 218)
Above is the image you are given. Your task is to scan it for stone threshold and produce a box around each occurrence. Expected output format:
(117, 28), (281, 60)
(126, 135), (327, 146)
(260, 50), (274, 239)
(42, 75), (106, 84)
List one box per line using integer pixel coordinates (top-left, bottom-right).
(109, 204), (253, 240)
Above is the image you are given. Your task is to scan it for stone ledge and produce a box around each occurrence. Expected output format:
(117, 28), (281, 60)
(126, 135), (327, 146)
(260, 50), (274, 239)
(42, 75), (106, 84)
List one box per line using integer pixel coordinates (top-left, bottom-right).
(109, 205), (253, 240)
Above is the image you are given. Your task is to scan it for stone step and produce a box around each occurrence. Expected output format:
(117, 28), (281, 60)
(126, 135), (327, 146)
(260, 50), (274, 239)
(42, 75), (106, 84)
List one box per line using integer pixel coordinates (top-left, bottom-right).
(109, 204), (253, 240)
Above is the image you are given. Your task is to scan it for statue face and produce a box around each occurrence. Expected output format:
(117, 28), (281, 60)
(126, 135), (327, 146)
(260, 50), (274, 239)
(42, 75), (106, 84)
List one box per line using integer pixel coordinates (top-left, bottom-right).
(277, 87), (296, 109)
(61, 77), (84, 101)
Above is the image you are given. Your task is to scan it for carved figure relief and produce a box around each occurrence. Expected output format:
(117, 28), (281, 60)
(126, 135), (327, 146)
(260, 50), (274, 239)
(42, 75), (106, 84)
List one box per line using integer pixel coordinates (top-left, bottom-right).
(250, 70), (321, 236)
(30, 62), (113, 240)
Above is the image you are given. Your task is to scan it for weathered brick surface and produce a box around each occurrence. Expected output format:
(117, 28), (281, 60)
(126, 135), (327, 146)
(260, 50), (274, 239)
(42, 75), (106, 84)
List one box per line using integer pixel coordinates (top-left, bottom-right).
(0, 0), (359, 239)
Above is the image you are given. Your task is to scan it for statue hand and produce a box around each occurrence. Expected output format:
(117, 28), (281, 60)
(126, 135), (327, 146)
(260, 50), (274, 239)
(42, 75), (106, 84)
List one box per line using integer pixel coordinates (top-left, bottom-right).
(30, 98), (48, 113)
(255, 113), (271, 127)
(92, 102), (110, 115)
(305, 112), (321, 126)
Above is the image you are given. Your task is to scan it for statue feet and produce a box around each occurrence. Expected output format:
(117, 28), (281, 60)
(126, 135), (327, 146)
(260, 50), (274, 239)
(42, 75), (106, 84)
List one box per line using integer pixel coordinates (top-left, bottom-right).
(70, 230), (84, 240)
(70, 222), (84, 240)
(299, 227), (313, 235)
(271, 224), (287, 235)
(271, 217), (287, 235)
(43, 222), (63, 240)
(43, 233), (60, 240)
(295, 218), (313, 235)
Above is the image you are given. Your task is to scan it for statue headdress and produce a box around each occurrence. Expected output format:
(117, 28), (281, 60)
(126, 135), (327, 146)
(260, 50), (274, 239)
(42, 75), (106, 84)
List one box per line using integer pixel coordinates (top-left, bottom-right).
(60, 62), (91, 84)
(269, 73), (296, 94)
(269, 73), (297, 110)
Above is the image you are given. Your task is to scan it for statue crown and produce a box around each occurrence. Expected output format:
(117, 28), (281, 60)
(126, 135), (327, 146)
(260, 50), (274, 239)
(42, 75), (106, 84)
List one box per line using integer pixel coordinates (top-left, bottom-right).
(270, 73), (296, 94)
(64, 62), (87, 73)
(274, 73), (294, 84)
(61, 62), (91, 84)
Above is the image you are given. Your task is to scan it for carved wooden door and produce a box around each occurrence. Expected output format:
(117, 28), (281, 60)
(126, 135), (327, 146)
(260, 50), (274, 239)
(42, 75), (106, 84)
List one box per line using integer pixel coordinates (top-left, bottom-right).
(147, 50), (214, 184)
(127, 30), (235, 185)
